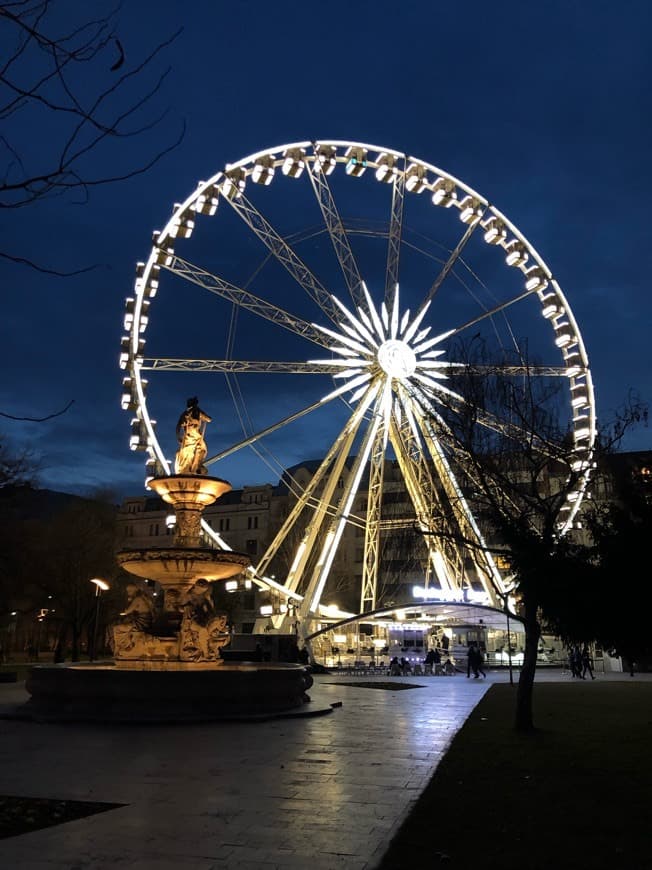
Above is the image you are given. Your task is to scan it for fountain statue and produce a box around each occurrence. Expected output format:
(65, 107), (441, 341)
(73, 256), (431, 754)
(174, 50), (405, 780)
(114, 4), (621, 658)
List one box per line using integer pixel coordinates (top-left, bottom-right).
(174, 396), (211, 474)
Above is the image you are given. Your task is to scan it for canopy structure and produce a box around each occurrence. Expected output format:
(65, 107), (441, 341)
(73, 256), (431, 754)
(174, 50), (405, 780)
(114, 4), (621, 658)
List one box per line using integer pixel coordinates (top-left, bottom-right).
(306, 600), (523, 641)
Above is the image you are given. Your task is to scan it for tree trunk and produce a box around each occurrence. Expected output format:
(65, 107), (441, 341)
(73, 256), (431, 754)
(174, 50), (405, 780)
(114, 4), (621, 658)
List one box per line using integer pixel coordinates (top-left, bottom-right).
(53, 623), (67, 663)
(514, 594), (541, 732)
(71, 624), (81, 662)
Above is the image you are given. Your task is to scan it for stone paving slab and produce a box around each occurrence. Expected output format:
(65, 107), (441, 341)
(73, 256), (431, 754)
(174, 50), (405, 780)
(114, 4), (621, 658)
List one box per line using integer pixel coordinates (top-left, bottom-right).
(0, 674), (493, 869)
(1, 669), (641, 869)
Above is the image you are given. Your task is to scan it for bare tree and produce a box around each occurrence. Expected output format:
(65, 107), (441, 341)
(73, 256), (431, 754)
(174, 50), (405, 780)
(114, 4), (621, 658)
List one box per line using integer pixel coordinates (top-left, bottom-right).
(419, 337), (645, 731)
(0, 432), (39, 486)
(1, 0), (183, 274)
(27, 495), (122, 660)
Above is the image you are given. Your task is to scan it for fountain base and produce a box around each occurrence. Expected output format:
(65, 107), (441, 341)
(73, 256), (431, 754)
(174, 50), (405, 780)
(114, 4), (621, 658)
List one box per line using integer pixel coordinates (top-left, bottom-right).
(23, 662), (318, 723)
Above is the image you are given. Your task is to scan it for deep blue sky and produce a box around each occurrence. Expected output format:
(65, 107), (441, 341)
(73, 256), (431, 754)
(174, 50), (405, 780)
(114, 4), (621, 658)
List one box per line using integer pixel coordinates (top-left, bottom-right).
(2, 0), (651, 499)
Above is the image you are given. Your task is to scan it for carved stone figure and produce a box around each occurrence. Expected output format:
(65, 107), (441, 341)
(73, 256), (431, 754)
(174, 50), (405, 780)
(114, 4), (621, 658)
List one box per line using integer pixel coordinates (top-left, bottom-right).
(179, 578), (229, 662)
(174, 397), (212, 475)
(206, 611), (231, 659)
(111, 582), (155, 659)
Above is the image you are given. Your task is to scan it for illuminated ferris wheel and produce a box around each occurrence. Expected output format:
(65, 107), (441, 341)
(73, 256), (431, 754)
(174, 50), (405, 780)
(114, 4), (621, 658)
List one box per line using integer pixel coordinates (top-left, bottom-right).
(120, 140), (596, 628)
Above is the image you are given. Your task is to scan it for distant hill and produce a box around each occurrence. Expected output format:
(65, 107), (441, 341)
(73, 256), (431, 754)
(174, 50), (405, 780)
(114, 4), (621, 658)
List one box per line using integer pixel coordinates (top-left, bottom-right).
(0, 485), (105, 522)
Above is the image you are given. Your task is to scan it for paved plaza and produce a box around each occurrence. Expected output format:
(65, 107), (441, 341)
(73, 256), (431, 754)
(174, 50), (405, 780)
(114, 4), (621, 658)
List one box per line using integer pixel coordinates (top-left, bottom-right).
(0, 669), (639, 869)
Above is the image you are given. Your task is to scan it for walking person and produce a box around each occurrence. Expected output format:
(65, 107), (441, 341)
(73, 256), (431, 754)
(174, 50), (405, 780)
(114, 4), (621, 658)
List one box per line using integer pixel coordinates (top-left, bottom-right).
(569, 645), (582, 678)
(475, 645), (487, 679)
(581, 645), (595, 680)
(467, 642), (479, 678)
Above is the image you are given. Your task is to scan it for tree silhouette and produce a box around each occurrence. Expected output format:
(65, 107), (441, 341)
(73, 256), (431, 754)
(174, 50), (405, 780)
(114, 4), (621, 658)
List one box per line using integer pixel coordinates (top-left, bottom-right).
(420, 336), (646, 730)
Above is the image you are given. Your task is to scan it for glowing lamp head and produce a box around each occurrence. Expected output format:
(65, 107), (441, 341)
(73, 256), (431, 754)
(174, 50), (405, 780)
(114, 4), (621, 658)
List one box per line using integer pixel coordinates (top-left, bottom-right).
(377, 339), (416, 379)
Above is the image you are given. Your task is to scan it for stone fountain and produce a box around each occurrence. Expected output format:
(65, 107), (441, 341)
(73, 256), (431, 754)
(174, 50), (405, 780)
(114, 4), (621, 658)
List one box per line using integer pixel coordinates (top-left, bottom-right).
(114, 471), (249, 669)
(24, 398), (315, 722)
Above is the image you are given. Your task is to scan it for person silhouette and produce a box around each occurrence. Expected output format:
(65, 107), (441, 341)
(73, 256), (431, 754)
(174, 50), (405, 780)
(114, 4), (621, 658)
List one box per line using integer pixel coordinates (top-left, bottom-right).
(467, 642), (486, 678)
(581, 645), (595, 680)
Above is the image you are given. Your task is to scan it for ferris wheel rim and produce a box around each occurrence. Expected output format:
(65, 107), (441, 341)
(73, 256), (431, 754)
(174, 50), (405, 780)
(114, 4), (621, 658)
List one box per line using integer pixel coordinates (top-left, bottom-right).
(121, 139), (597, 607)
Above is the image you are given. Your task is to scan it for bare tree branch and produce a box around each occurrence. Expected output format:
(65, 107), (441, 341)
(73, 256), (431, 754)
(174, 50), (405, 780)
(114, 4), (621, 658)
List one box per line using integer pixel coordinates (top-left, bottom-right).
(0, 1), (184, 211)
(0, 248), (97, 274)
(0, 398), (74, 421)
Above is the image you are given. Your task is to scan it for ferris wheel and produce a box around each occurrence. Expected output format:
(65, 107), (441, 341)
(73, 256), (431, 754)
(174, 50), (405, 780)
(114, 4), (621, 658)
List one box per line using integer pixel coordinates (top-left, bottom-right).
(120, 139), (596, 627)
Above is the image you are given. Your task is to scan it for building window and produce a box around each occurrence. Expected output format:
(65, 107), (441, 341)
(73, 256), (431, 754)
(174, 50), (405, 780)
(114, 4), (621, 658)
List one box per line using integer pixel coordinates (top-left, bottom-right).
(247, 516), (258, 530)
(149, 523), (159, 536)
(219, 518), (230, 532)
(246, 539), (258, 555)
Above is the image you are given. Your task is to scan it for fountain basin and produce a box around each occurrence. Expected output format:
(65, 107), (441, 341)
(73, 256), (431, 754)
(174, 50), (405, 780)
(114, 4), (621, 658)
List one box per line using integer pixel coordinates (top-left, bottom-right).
(23, 662), (316, 722)
(116, 547), (251, 583)
(147, 474), (232, 508)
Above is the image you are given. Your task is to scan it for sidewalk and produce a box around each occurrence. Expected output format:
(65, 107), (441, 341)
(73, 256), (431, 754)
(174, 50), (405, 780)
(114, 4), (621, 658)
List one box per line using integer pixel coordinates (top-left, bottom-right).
(0, 670), (645, 869)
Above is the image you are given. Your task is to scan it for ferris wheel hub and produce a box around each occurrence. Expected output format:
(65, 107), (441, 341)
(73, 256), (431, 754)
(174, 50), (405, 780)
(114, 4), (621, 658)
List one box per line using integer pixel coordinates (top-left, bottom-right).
(377, 339), (417, 379)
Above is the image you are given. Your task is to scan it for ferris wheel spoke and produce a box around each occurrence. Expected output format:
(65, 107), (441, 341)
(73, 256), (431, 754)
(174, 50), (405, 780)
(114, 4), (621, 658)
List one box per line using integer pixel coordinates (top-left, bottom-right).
(300, 381), (391, 617)
(415, 211), (487, 318)
(204, 399), (329, 467)
(307, 160), (366, 310)
(204, 378), (379, 467)
(256, 389), (378, 582)
(360, 405), (390, 612)
(221, 190), (342, 325)
(414, 380), (530, 446)
(444, 363), (577, 378)
(384, 165), (405, 311)
(163, 255), (330, 349)
(388, 411), (455, 591)
(471, 406), (570, 462)
(409, 395), (507, 596)
(273, 384), (381, 596)
(440, 285), (545, 340)
(411, 379), (563, 481)
(141, 359), (343, 374)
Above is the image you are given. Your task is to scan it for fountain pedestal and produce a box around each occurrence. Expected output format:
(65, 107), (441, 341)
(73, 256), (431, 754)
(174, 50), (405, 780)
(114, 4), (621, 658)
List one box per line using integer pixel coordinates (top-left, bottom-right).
(148, 474), (232, 548)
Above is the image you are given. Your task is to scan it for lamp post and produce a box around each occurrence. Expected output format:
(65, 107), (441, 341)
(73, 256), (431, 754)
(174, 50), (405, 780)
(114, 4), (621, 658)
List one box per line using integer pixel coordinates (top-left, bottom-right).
(90, 578), (110, 662)
(7, 611), (18, 661)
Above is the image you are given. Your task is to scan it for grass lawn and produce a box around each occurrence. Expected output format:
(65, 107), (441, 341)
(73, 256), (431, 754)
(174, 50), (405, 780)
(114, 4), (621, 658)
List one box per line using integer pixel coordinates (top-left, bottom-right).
(377, 681), (652, 870)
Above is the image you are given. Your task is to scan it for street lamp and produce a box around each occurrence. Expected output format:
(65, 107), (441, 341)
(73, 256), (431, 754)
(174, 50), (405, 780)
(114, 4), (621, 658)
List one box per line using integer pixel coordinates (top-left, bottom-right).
(90, 578), (110, 662)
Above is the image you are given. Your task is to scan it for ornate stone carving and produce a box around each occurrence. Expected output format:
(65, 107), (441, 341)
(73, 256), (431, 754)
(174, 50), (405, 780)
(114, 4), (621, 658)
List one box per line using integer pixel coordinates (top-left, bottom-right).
(110, 578), (232, 665)
(111, 583), (155, 659)
(179, 579), (230, 662)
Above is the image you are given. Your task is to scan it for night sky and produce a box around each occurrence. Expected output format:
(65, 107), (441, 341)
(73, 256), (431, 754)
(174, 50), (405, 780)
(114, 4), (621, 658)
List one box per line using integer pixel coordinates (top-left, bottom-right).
(2, 0), (651, 500)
